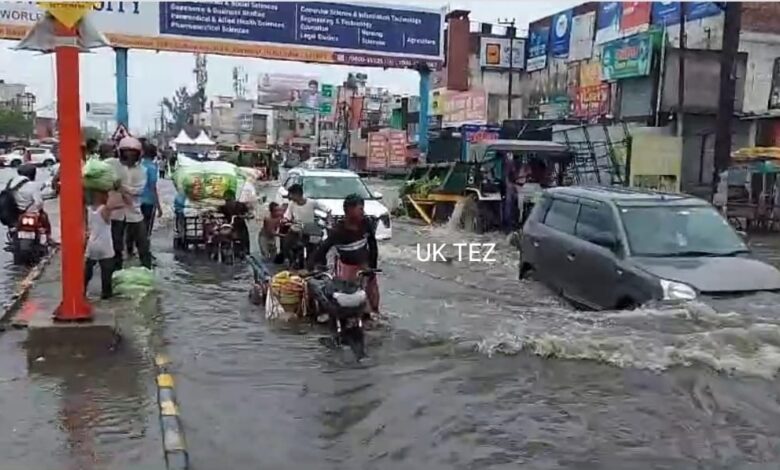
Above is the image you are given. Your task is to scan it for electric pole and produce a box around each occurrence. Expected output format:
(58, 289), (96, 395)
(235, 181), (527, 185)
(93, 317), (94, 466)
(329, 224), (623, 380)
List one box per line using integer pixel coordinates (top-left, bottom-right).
(677, 4), (685, 137)
(499, 18), (516, 120)
(713, 2), (742, 188)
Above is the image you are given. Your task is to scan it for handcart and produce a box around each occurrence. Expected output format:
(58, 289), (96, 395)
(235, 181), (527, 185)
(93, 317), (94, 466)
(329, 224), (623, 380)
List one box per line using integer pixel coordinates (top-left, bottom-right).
(173, 208), (226, 251)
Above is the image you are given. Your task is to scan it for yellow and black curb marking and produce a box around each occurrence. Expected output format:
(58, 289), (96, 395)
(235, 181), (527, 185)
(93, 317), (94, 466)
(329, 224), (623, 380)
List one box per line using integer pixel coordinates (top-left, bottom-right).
(0, 247), (58, 325)
(154, 354), (189, 470)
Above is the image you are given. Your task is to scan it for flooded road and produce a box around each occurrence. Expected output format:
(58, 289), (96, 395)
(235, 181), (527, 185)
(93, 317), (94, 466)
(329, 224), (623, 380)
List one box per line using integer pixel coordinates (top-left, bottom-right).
(153, 179), (780, 469)
(2, 170), (780, 468)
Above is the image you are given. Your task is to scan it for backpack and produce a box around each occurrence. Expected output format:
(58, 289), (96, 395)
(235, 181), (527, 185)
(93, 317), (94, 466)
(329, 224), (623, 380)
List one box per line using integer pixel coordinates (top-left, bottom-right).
(0, 178), (28, 227)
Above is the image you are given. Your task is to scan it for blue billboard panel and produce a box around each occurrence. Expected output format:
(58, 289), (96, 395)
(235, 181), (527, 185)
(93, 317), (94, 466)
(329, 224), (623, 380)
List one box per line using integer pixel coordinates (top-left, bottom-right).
(551, 9), (573, 58)
(651, 2), (681, 26)
(159, 2), (443, 61)
(684, 2), (723, 22)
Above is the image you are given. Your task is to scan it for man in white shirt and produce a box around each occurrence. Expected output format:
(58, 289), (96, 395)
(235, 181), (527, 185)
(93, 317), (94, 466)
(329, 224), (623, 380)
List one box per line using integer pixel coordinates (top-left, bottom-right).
(282, 183), (330, 264)
(109, 137), (150, 269)
(8, 164), (51, 237)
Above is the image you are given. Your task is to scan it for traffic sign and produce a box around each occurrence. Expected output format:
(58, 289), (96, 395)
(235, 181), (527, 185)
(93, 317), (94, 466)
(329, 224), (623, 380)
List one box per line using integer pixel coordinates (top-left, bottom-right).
(111, 123), (130, 142)
(37, 2), (97, 28)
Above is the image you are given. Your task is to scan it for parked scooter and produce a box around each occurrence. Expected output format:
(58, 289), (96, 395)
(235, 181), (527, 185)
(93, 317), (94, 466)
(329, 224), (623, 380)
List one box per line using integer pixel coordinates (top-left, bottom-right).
(5, 212), (48, 265)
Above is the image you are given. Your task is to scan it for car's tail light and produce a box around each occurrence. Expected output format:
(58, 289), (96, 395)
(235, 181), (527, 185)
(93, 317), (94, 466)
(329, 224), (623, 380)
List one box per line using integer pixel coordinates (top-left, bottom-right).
(21, 216), (36, 226)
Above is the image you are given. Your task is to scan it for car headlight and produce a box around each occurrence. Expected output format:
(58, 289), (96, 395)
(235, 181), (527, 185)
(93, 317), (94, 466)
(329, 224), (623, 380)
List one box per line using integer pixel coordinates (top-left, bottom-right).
(659, 279), (697, 301)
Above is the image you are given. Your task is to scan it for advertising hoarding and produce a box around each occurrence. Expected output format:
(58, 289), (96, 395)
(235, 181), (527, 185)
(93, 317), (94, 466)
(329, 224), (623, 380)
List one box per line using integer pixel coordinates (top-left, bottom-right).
(86, 102), (117, 120)
(568, 12), (595, 62)
(620, 2), (651, 36)
(551, 10), (573, 58)
(526, 26), (548, 72)
(651, 2), (682, 26)
(601, 32), (655, 81)
(595, 2), (621, 45)
(0, 1), (444, 68)
(479, 37), (525, 70)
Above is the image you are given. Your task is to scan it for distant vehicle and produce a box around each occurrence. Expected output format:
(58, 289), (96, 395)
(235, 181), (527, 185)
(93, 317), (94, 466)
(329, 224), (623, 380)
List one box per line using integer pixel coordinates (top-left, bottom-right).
(519, 186), (780, 310)
(274, 168), (392, 240)
(0, 147), (57, 167)
(301, 157), (327, 169)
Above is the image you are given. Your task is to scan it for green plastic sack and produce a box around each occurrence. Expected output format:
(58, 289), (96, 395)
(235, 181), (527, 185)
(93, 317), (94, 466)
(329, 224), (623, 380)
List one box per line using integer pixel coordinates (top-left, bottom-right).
(112, 267), (155, 297)
(173, 161), (239, 201)
(82, 159), (118, 191)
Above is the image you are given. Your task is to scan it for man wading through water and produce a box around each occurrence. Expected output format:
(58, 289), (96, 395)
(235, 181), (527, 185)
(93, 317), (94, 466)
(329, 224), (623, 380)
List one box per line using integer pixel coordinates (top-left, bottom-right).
(108, 137), (152, 270)
(309, 194), (380, 316)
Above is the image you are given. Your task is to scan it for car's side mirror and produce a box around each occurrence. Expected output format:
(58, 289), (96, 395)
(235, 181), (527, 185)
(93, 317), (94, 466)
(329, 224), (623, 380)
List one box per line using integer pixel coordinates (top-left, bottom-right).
(373, 191), (383, 200)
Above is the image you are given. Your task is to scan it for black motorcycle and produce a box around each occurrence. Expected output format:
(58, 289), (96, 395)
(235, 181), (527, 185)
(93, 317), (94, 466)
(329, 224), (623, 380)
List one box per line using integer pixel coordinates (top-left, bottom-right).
(304, 268), (381, 361)
(286, 222), (324, 270)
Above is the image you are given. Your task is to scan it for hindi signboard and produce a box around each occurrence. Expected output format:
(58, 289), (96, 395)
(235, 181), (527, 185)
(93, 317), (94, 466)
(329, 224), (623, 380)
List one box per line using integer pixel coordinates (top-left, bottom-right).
(601, 32), (654, 81)
(526, 26), (549, 72)
(479, 37), (525, 70)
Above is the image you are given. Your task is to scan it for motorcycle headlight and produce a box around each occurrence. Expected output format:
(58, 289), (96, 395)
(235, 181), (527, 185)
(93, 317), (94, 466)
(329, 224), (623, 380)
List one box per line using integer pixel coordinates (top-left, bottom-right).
(659, 279), (697, 301)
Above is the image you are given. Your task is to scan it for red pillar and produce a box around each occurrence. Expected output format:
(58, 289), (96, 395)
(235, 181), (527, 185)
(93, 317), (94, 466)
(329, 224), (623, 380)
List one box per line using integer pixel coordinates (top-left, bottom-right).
(54, 23), (91, 321)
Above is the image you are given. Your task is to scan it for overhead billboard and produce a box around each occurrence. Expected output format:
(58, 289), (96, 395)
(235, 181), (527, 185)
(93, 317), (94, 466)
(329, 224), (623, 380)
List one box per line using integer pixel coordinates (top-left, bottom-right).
(551, 10), (573, 58)
(86, 102), (117, 120)
(568, 12), (595, 62)
(620, 2), (651, 36)
(601, 32), (655, 81)
(0, 1), (445, 69)
(651, 2), (682, 26)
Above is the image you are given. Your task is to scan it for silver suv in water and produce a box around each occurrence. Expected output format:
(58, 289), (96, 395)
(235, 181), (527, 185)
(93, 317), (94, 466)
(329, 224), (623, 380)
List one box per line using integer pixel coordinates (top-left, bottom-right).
(519, 186), (780, 309)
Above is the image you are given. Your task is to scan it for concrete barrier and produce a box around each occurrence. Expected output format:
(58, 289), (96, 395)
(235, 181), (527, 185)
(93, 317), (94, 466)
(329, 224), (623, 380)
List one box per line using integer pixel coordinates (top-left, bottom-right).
(154, 354), (189, 470)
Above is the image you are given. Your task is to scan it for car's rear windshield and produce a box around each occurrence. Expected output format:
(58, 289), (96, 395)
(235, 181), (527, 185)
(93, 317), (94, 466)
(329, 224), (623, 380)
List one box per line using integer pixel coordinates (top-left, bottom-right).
(619, 205), (747, 257)
(302, 175), (372, 199)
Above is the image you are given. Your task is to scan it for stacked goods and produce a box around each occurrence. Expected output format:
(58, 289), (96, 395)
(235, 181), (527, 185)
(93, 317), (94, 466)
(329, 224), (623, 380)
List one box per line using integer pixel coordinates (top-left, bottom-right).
(112, 267), (155, 297)
(270, 271), (305, 313)
(173, 161), (239, 202)
(82, 159), (119, 191)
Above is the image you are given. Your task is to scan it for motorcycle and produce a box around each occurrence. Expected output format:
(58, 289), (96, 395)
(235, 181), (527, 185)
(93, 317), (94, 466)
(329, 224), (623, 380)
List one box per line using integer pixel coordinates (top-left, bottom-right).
(284, 222), (324, 270)
(303, 268), (381, 361)
(206, 213), (251, 264)
(5, 212), (48, 265)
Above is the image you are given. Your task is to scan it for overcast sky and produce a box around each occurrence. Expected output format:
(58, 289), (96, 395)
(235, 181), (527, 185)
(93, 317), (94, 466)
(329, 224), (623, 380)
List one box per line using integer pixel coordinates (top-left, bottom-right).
(0, 0), (578, 134)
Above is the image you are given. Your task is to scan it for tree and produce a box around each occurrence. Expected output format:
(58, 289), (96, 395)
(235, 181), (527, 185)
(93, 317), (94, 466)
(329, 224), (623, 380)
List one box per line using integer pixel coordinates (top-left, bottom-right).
(163, 86), (196, 132)
(81, 126), (103, 142)
(0, 108), (33, 138)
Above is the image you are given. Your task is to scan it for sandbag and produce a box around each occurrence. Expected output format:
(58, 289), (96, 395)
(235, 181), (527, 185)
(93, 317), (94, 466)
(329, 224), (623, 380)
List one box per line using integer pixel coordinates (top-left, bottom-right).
(82, 159), (118, 191)
(112, 267), (155, 297)
(173, 161), (239, 201)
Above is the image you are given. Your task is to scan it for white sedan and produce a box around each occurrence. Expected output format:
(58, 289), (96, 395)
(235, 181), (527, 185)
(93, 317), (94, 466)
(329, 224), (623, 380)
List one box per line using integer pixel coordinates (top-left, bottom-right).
(274, 168), (392, 240)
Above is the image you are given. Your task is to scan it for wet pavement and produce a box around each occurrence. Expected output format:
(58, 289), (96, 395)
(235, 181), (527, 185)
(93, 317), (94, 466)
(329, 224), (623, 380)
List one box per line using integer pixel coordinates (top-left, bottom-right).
(3, 169), (780, 468)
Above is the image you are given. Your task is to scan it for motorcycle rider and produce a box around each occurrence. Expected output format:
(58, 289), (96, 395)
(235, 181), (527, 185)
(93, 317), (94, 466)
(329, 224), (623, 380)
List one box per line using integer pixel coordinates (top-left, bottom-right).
(107, 136), (151, 270)
(308, 193), (380, 315)
(282, 183), (330, 264)
(217, 189), (250, 256)
(8, 164), (52, 239)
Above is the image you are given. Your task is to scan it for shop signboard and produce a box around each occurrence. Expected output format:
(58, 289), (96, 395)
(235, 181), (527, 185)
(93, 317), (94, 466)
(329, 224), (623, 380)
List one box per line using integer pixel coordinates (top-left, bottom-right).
(620, 1), (651, 36)
(651, 2), (682, 26)
(0, 1), (445, 68)
(601, 32), (654, 81)
(568, 12), (595, 62)
(526, 26), (549, 72)
(595, 2), (621, 45)
(574, 62), (610, 119)
(440, 89), (487, 128)
(551, 10), (573, 58)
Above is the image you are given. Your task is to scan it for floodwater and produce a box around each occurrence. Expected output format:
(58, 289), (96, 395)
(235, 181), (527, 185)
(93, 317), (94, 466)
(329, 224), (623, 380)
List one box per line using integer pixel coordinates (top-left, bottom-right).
(3, 170), (780, 468)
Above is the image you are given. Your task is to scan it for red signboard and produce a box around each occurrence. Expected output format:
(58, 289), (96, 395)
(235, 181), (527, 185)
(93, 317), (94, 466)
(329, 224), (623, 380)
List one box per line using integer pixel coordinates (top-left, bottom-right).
(620, 1), (651, 35)
(367, 132), (388, 170)
(573, 84), (611, 119)
(367, 130), (408, 169)
(441, 89), (487, 127)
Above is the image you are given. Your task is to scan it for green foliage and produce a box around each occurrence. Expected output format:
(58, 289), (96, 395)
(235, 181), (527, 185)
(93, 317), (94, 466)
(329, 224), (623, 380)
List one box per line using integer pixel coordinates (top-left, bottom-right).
(81, 126), (103, 142)
(400, 176), (442, 199)
(162, 86), (198, 132)
(0, 108), (33, 138)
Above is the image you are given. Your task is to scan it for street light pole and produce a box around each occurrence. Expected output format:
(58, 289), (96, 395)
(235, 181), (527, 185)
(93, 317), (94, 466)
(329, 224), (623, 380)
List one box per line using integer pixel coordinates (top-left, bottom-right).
(500, 19), (517, 120)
